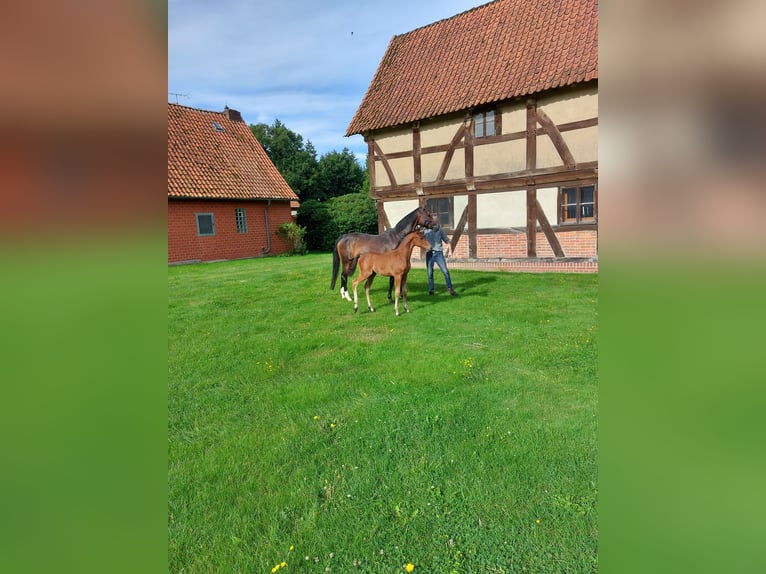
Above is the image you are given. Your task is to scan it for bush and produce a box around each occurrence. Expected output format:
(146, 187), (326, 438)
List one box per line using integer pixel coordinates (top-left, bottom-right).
(275, 222), (307, 255)
(297, 194), (378, 252)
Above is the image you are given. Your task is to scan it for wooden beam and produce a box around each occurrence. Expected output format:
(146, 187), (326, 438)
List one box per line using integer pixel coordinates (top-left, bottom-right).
(372, 140), (397, 189)
(436, 123), (467, 182)
(468, 192), (477, 258)
(377, 200), (390, 233)
(526, 99), (537, 257)
(536, 108), (576, 168)
(465, 116), (474, 189)
(370, 163), (598, 199)
(367, 138), (376, 191)
(413, 125), (421, 191)
(526, 188), (537, 257)
(450, 204), (469, 252)
(535, 199), (565, 257)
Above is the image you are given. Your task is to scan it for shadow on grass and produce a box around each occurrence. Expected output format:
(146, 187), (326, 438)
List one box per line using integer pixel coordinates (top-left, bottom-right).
(387, 272), (500, 304)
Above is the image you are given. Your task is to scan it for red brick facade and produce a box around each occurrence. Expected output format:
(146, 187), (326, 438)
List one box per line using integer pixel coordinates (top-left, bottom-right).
(411, 228), (598, 273)
(447, 229), (597, 259)
(168, 199), (294, 263)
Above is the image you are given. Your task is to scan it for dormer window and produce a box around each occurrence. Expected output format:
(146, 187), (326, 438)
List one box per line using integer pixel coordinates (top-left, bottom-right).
(212, 121), (224, 132)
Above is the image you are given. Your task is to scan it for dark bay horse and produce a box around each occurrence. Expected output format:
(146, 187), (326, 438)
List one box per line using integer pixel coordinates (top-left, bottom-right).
(331, 207), (436, 302)
(352, 231), (432, 316)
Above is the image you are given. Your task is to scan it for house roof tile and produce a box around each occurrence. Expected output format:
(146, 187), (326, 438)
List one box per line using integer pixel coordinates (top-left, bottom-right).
(346, 0), (597, 135)
(168, 103), (298, 201)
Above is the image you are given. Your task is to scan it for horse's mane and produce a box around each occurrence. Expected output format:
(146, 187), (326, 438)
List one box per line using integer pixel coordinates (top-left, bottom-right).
(392, 208), (422, 233)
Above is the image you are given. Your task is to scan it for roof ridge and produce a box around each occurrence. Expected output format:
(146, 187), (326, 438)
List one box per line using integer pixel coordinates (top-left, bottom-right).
(395, 0), (501, 39)
(346, 0), (598, 136)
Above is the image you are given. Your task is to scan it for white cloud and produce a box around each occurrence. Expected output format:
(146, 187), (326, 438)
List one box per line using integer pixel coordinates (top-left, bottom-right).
(169, 0), (486, 160)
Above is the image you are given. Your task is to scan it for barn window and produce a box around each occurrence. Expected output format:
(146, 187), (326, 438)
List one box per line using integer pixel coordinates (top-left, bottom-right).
(196, 213), (216, 236)
(474, 108), (499, 138)
(235, 208), (247, 233)
(560, 185), (597, 224)
(425, 197), (454, 229)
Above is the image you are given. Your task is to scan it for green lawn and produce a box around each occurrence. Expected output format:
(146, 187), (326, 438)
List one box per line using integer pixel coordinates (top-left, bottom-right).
(169, 254), (598, 573)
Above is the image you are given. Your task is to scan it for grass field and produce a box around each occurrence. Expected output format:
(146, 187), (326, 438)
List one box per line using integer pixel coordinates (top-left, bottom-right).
(168, 254), (598, 573)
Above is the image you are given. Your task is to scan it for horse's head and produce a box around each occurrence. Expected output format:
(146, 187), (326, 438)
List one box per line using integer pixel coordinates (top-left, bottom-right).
(415, 207), (438, 230)
(412, 230), (431, 250)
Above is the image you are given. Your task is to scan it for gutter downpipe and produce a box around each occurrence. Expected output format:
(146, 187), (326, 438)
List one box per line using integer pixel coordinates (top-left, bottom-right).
(262, 199), (272, 254)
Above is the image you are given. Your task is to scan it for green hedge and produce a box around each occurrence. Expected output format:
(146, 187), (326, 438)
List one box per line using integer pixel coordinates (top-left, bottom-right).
(297, 193), (378, 252)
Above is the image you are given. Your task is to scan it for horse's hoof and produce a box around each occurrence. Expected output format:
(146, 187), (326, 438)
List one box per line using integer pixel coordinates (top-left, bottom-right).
(369, 307), (375, 313)
(354, 306), (358, 313)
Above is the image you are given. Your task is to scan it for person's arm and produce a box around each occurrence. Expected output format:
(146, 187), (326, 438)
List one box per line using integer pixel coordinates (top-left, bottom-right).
(442, 229), (451, 255)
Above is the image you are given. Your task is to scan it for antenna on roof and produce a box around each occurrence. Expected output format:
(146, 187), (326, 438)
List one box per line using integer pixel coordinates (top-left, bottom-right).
(169, 92), (189, 104)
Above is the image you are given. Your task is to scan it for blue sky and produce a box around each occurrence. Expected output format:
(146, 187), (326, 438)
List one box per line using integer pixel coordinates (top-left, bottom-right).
(168, 0), (487, 163)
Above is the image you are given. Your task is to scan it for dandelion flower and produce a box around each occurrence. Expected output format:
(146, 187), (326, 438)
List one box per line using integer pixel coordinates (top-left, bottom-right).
(330, 423), (336, 428)
(313, 416), (319, 420)
(405, 563), (415, 572)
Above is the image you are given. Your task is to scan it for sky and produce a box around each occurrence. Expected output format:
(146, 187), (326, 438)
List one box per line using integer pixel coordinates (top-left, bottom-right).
(168, 0), (488, 163)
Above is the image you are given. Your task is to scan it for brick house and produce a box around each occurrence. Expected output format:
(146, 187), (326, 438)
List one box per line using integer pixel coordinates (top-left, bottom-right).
(168, 104), (299, 264)
(346, 0), (598, 272)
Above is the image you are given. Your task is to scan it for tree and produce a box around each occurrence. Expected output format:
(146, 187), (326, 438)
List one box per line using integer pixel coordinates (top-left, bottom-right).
(250, 120), (317, 199)
(312, 148), (366, 201)
(297, 193), (377, 252)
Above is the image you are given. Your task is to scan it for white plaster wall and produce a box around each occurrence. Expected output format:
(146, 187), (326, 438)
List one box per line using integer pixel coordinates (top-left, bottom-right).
(537, 86), (598, 124)
(563, 125), (598, 163)
(375, 128), (412, 154)
(384, 199), (420, 226)
(501, 104), (526, 134)
(474, 139), (526, 176)
(475, 187), (559, 228)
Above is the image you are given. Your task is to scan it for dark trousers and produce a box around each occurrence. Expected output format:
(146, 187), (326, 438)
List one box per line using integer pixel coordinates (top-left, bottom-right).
(426, 250), (453, 291)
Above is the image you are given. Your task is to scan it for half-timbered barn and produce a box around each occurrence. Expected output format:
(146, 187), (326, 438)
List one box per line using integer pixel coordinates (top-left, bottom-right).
(346, 0), (598, 272)
(168, 104), (299, 264)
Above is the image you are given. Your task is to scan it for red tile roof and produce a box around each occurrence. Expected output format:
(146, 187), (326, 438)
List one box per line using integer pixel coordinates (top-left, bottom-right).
(346, 0), (598, 136)
(168, 104), (298, 201)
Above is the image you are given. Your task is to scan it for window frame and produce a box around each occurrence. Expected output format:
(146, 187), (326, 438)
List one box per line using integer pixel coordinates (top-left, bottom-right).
(425, 197), (455, 230)
(473, 107), (500, 139)
(235, 207), (248, 234)
(558, 184), (597, 225)
(196, 212), (216, 236)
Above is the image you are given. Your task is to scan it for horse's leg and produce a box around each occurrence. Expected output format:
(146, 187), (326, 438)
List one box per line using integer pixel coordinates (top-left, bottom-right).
(341, 259), (352, 301)
(365, 273), (376, 312)
(346, 257), (359, 301)
(394, 276), (402, 316)
(343, 257), (359, 302)
(352, 274), (363, 313)
(402, 272), (410, 313)
(331, 242), (341, 291)
(387, 276), (395, 303)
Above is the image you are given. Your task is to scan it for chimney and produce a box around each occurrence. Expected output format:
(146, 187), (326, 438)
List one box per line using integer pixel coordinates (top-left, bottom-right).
(223, 106), (242, 122)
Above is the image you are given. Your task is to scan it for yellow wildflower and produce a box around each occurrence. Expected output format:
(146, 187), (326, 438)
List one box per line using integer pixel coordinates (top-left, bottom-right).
(405, 563), (415, 572)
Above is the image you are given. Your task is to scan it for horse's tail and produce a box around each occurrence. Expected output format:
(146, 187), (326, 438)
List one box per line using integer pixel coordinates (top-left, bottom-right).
(330, 240), (341, 290)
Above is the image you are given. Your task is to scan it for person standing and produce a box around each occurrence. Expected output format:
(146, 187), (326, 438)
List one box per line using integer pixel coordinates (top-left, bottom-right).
(424, 216), (458, 296)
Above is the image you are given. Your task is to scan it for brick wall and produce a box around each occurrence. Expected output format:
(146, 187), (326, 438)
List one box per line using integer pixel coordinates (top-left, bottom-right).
(447, 229), (598, 259)
(409, 228), (598, 273)
(168, 199), (294, 263)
